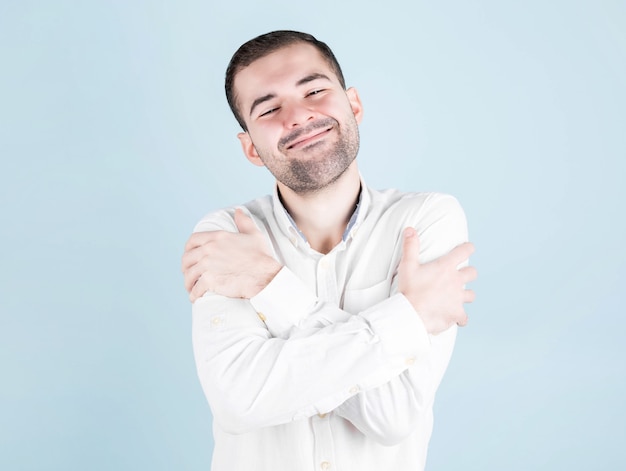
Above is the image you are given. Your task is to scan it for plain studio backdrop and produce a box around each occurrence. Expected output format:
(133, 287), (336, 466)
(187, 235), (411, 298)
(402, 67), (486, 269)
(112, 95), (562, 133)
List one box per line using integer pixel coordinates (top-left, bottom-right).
(1, 1), (624, 469)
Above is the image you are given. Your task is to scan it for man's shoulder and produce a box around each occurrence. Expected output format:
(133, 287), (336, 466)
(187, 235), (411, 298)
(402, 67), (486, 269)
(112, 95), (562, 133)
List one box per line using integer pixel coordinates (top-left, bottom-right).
(192, 194), (274, 233)
(368, 187), (464, 219)
(366, 187), (468, 259)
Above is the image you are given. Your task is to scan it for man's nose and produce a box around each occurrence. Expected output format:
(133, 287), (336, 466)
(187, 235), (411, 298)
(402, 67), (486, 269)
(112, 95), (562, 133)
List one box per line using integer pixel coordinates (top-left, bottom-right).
(283, 101), (315, 128)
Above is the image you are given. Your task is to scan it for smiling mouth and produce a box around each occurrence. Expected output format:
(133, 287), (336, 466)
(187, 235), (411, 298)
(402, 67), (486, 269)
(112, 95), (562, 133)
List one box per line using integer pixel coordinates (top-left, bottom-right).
(287, 127), (333, 150)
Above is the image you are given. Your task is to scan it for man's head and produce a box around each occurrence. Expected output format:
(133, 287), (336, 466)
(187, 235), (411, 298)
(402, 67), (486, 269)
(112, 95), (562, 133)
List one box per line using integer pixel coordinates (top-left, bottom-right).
(227, 31), (363, 195)
(226, 30), (346, 131)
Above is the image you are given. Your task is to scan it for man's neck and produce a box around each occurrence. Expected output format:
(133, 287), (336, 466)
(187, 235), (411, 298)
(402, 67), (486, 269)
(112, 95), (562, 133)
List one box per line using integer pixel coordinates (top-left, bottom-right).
(277, 163), (361, 254)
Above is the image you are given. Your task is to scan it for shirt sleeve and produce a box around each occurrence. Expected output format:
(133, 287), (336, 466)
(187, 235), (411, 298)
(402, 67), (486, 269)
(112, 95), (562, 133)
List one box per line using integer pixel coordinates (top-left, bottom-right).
(252, 267), (453, 446)
(244, 193), (469, 445)
(191, 193), (469, 439)
(333, 193), (470, 444)
(192, 287), (428, 434)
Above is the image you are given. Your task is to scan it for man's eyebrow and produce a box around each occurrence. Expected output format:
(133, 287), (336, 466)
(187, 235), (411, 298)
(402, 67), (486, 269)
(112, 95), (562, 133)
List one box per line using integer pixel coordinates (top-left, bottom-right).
(249, 93), (276, 118)
(248, 74), (331, 118)
(296, 73), (331, 86)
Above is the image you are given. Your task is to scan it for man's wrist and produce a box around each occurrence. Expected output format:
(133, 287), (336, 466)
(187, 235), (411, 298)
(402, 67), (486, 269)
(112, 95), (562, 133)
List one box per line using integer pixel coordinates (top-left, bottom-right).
(248, 258), (283, 298)
(250, 267), (318, 337)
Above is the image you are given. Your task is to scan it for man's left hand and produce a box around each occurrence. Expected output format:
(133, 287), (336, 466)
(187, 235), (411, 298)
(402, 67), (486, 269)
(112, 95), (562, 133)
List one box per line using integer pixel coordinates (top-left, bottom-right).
(182, 209), (283, 302)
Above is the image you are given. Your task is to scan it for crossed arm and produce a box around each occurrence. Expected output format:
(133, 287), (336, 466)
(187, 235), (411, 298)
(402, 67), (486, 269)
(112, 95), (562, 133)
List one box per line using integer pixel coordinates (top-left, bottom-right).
(183, 208), (475, 333)
(182, 198), (476, 439)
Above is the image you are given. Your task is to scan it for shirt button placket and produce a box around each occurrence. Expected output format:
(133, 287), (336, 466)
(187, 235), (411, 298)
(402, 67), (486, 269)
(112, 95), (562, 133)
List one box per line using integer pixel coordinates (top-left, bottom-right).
(312, 413), (336, 471)
(317, 254), (338, 305)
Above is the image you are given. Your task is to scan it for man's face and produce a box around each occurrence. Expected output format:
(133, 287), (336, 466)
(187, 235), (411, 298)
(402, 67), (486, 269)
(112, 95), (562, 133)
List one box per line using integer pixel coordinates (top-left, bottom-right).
(234, 43), (363, 194)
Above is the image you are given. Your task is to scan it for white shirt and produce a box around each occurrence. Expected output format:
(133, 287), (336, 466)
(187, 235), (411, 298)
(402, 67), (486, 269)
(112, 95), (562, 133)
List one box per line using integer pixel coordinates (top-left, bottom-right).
(192, 182), (468, 471)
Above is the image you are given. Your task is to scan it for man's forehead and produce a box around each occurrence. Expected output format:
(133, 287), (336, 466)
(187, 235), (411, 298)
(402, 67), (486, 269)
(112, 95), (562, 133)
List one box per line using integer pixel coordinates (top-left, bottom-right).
(233, 43), (338, 99)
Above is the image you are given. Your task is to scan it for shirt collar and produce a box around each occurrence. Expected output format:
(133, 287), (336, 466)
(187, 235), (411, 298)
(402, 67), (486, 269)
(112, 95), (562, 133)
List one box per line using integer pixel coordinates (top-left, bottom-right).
(271, 175), (370, 247)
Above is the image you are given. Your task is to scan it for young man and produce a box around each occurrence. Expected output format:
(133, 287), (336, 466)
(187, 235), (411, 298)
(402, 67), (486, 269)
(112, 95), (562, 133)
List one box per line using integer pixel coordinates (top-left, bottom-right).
(181, 30), (476, 471)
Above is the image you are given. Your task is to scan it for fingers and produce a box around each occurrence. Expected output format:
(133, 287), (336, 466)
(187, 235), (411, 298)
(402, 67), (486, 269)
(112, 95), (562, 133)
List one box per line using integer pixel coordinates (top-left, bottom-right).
(446, 242), (475, 266)
(456, 291), (474, 328)
(184, 231), (215, 252)
(183, 262), (201, 293)
(181, 241), (214, 292)
(181, 230), (230, 273)
(463, 289), (475, 303)
(181, 247), (199, 272)
(183, 211), (259, 302)
(234, 208), (259, 235)
(400, 227), (421, 265)
(189, 276), (207, 303)
(181, 240), (214, 275)
(459, 265), (478, 283)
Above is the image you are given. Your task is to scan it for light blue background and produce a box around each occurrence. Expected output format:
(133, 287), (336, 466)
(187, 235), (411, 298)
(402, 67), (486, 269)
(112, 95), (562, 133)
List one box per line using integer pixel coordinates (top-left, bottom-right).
(1, 0), (624, 469)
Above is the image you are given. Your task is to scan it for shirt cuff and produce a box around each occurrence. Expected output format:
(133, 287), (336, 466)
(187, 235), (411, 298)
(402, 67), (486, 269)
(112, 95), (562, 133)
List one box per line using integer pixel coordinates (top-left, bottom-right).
(250, 266), (318, 338)
(361, 293), (432, 361)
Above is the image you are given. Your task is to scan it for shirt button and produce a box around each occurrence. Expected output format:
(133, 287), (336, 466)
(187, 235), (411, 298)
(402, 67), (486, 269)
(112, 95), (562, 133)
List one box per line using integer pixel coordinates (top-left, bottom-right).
(257, 312), (267, 322)
(406, 357), (416, 366)
(211, 317), (223, 326)
(319, 258), (329, 269)
(318, 413), (327, 419)
(320, 461), (331, 470)
(349, 385), (360, 395)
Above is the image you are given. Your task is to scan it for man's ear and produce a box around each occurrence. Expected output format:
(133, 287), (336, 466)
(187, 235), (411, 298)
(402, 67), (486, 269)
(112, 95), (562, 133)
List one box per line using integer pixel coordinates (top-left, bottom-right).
(237, 132), (265, 167)
(345, 87), (364, 125)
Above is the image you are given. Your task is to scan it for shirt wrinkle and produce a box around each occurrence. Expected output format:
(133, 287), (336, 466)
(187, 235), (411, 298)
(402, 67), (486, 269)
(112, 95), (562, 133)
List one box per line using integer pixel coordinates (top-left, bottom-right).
(192, 182), (469, 471)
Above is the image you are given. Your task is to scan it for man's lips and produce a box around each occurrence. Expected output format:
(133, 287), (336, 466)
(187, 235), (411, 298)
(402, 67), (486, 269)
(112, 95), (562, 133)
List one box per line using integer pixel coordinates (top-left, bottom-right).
(283, 125), (334, 150)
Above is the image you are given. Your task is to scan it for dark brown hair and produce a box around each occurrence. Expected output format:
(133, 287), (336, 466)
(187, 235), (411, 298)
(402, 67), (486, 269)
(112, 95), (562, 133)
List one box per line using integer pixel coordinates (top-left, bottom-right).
(225, 30), (346, 130)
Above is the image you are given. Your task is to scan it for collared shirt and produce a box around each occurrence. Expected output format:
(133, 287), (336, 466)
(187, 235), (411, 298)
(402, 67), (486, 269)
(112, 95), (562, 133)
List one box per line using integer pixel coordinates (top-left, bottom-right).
(192, 181), (469, 471)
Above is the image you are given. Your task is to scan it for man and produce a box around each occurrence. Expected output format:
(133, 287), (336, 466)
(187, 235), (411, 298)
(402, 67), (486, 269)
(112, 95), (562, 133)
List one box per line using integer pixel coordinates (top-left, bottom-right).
(181, 30), (476, 471)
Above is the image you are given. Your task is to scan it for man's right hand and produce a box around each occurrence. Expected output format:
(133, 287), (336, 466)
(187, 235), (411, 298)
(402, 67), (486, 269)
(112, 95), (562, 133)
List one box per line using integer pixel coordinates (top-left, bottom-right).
(398, 227), (477, 335)
(182, 209), (282, 302)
